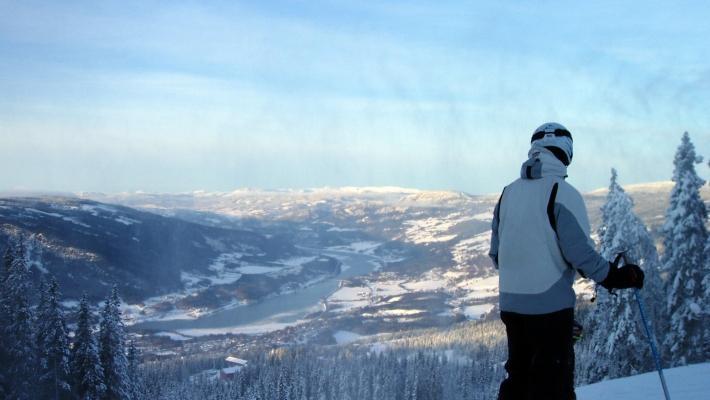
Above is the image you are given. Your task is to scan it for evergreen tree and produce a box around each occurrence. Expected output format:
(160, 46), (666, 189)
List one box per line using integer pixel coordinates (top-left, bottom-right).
(703, 234), (710, 358)
(0, 241), (15, 398)
(580, 169), (664, 382)
(99, 286), (131, 400)
(662, 132), (708, 366)
(126, 339), (142, 400)
(0, 238), (37, 399)
(35, 278), (49, 358)
(71, 293), (106, 400)
(2, 239), (37, 398)
(38, 278), (72, 399)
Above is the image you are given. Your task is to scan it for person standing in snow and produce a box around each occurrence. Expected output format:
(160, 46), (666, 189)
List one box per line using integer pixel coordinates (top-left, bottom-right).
(488, 123), (645, 400)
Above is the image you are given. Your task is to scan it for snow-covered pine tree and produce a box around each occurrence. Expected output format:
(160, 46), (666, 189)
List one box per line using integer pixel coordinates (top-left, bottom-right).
(0, 241), (14, 398)
(662, 132), (708, 366)
(126, 339), (142, 400)
(0, 238), (37, 399)
(35, 278), (49, 357)
(99, 286), (131, 400)
(71, 293), (106, 400)
(38, 278), (72, 400)
(579, 169), (664, 382)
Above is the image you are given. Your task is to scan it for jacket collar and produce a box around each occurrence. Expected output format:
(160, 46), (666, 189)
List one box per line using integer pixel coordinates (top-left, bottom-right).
(520, 145), (568, 180)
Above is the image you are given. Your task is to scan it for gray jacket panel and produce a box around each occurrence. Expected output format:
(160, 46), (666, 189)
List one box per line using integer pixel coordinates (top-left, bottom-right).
(489, 147), (609, 314)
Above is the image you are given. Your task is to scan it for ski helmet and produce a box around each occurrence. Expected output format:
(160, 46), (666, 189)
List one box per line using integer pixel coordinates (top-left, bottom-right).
(531, 122), (573, 166)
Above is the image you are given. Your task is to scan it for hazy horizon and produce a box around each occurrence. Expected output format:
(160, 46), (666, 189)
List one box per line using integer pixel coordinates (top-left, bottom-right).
(0, 179), (688, 199)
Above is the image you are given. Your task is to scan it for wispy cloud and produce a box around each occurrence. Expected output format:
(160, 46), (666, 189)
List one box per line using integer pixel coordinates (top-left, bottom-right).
(0, 0), (708, 193)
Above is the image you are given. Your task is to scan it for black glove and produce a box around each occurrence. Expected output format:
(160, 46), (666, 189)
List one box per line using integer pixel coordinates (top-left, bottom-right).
(600, 261), (644, 290)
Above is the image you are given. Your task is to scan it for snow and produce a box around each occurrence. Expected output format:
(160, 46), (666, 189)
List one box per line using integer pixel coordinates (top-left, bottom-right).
(471, 210), (494, 222)
(374, 309), (425, 317)
(278, 256), (317, 267)
(687, 301), (701, 315)
(576, 362), (709, 400)
(181, 270), (242, 286)
(25, 208), (63, 218)
(176, 319), (308, 336)
(463, 303), (495, 320)
(452, 232), (492, 263)
(386, 296), (403, 303)
(402, 276), (447, 292)
(327, 227), (358, 232)
(458, 276), (499, 300)
(61, 216), (91, 228)
(328, 241), (382, 254)
(225, 356), (248, 365)
(403, 212), (474, 244)
(80, 204), (117, 215)
(236, 266), (282, 274)
(369, 342), (388, 355)
(61, 300), (79, 308)
(154, 331), (193, 341)
(208, 252), (243, 273)
(573, 278), (596, 300)
(588, 181), (674, 196)
(327, 286), (370, 312)
(330, 286), (370, 302)
(25, 208), (91, 227)
(333, 330), (363, 345)
(371, 280), (409, 298)
(115, 215), (141, 225)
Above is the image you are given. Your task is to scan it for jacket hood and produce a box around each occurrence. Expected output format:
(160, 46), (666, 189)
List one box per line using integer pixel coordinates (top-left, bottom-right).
(520, 144), (568, 179)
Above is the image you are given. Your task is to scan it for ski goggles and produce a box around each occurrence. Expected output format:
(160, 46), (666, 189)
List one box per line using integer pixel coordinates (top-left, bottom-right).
(530, 129), (573, 143)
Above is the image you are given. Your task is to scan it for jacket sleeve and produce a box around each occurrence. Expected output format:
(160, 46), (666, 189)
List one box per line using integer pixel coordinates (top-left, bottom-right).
(488, 191), (503, 269)
(554, 185), (609, 282)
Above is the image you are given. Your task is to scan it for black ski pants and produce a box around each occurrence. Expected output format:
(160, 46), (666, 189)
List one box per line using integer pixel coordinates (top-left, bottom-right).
(498, 308), (576, 400)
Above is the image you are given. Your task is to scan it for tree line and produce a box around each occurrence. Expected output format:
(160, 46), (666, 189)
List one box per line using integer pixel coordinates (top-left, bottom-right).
(576, 132), (708, 384)
(0, 239), (140, 400)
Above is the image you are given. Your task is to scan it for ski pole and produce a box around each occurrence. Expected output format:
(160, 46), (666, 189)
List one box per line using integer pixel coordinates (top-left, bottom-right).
(617, 252), (671, 400)
(633, 289), (671, 400)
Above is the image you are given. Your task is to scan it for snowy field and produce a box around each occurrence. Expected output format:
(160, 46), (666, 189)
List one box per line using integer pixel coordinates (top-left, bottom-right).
(333, 330), (363, 344)
(576, 362), (709, 400)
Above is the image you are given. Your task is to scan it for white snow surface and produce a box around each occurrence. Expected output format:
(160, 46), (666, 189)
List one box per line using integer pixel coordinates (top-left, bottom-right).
(327, 286), (370, 312)
(176, 320), (308, 336)
(463, 303), (495, 320)
(576, 362), (709, 400)
(236, 265), (282, 274)
(333, 330), (363, 345)
(403, 213), (472, 244)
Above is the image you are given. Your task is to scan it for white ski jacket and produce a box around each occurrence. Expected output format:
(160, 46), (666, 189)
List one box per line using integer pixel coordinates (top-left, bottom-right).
(489, 146), (609, 314)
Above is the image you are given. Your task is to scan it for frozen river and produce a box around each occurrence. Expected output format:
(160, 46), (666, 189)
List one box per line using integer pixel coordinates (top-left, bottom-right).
(135, 250), (381, 336)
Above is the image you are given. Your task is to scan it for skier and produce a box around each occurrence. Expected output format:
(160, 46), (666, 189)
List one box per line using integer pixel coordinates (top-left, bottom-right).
(489, 123), (645, 399)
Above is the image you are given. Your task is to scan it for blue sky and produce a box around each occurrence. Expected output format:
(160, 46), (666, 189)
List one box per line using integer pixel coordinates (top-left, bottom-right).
(1, 0), (708, 194)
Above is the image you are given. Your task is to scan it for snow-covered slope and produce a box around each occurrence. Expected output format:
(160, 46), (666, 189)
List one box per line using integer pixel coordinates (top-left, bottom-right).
(577, 362), (709, 400)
